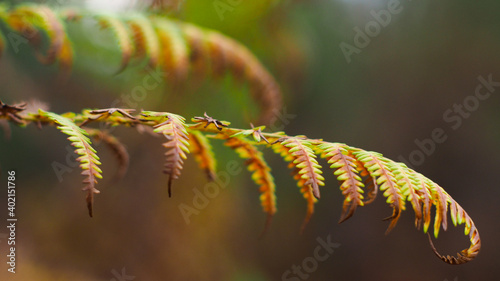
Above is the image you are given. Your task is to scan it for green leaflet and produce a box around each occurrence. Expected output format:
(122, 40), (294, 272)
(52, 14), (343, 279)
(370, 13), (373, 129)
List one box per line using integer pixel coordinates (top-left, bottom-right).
(40, 110), (102, 217)
(224, 136), (277, 225)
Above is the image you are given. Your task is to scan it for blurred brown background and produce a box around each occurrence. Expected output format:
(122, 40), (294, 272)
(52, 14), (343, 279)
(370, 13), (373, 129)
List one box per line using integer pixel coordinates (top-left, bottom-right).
(1, 0), (500, 280)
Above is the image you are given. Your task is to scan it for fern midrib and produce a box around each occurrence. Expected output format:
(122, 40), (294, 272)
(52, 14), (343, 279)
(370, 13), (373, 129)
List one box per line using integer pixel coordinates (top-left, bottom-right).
(372, 156), (402, 207)
(338, 152), (363, 203)
(294, 139), (320, 198)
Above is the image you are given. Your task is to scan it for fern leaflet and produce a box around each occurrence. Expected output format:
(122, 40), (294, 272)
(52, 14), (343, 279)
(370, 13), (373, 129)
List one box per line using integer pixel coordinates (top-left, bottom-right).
(40, 110), (102, 217)
(143, 111), (190, 197)
(188, 130), (217, 181)
(223, 135), (277, 230)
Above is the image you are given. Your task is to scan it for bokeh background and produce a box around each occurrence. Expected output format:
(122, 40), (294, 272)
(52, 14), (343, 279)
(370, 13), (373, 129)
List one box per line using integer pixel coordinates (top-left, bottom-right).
(1, 0), (500, 280)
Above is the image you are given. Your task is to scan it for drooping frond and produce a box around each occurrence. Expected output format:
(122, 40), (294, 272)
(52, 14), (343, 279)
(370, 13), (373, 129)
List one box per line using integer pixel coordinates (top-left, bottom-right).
(223, 135), (277, 229)
(142, 111), (190, 197)
(39, 110), (102, 217)
(0, 4), (283, 123)
(85, 128), (130, 181)
(188, 131), (217, 181)
(317, 142), (365, 224)
(5, 107), (482, 265)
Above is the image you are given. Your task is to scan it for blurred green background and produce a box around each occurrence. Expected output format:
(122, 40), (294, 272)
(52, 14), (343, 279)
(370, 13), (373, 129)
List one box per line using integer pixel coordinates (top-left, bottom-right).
(1, 0), (500, 280)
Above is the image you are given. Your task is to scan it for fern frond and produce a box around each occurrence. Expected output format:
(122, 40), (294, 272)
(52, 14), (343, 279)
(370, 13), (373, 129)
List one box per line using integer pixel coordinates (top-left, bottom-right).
(188, 131), (217, 181)
(8, 107), (482, 265)
(86, 128), (129, 181)
(94, 14), (134, 73)
(40, 110), (102, 217)
(350, 150), (405, 234)
(2, 4), (283, 123)
(223, 136), (277, 228)
(317, 142), (365, 223)
(143, 111), (190, 197)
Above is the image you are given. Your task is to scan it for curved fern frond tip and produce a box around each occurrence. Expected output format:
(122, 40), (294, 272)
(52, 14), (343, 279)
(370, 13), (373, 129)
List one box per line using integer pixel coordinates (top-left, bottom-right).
(40, 110), (102, 217)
